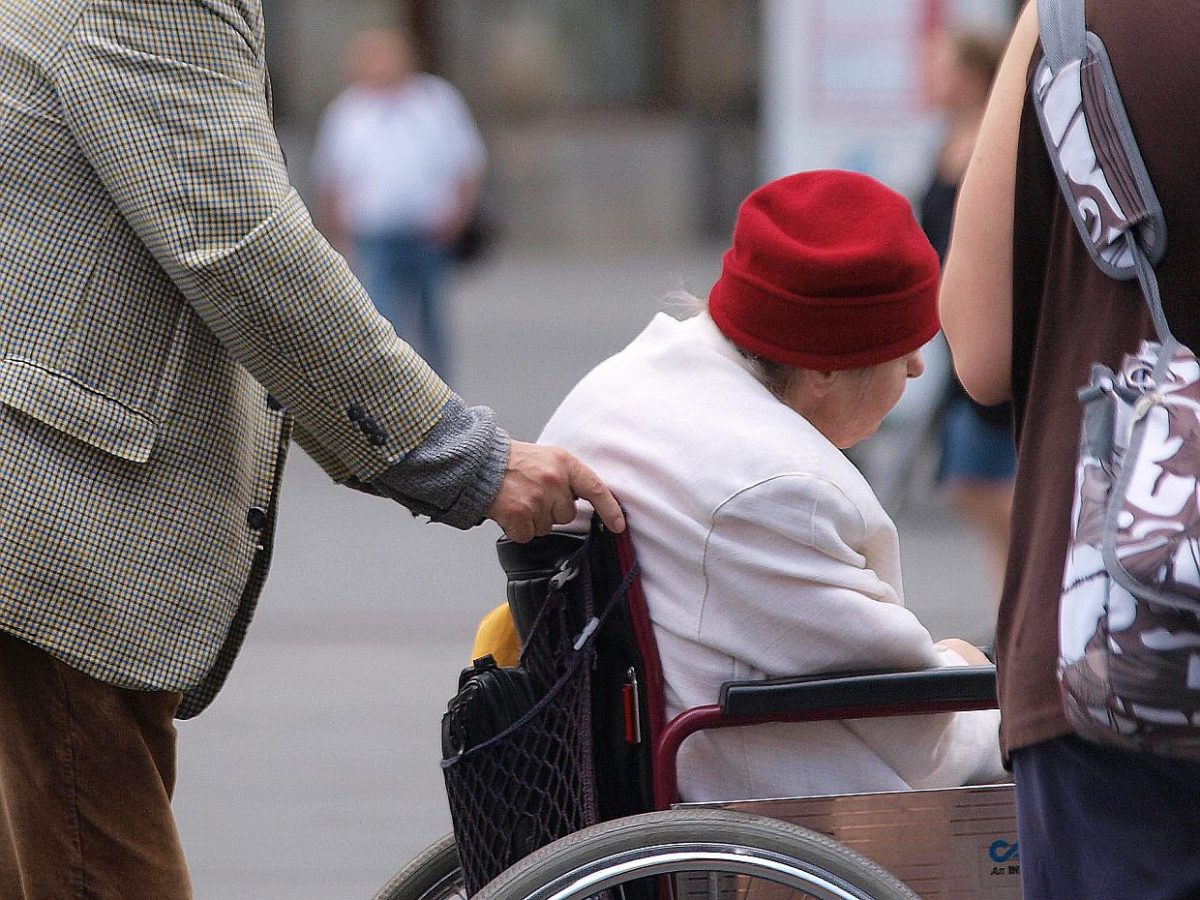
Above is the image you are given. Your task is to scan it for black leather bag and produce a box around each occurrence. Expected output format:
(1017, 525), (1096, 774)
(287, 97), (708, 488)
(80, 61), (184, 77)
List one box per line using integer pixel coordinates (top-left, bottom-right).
(440, 655), (540, 758)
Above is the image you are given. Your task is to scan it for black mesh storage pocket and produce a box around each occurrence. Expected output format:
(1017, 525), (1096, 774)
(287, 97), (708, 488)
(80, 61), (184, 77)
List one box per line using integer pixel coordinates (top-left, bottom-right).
(442, 545), (600, 896)
(442, 644), (597, 895)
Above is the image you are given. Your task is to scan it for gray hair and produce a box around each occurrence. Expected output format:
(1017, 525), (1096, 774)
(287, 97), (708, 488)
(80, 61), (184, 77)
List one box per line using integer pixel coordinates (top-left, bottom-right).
(663, 291), (799, 401)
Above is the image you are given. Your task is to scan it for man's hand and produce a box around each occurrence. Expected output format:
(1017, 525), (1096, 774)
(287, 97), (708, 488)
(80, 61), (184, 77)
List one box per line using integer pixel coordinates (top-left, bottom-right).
(486, 440), (625, 543)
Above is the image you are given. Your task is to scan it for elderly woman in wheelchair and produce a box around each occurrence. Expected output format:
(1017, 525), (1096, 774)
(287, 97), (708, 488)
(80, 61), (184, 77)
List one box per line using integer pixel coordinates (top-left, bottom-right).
(538, 170), (1005, 803)
(378, 171), (1012, 900)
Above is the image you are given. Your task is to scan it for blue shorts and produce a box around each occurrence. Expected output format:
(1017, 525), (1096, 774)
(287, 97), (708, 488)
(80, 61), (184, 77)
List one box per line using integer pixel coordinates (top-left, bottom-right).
(938, 397), (1017, 483)
(1012, 736), (1200, 899)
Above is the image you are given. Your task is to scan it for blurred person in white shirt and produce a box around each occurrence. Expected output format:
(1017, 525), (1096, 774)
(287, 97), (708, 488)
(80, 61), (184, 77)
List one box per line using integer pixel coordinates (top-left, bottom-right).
(312, 27), (485, 381)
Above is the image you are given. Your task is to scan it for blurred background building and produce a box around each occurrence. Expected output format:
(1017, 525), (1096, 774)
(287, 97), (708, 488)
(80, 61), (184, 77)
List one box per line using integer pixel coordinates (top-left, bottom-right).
(264, 0), (1017, 250)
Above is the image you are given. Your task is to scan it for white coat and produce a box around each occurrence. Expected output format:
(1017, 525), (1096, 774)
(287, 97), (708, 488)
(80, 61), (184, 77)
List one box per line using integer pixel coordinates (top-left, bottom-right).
(540, 311), (1006, 801)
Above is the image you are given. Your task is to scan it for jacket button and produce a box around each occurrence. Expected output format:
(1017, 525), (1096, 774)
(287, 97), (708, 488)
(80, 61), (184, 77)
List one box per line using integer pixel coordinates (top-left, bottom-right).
(346, 405), (364, 422)
(246, 507), (268, 530)
(267, 394), (283, 411)
(362, 418), (388, 446)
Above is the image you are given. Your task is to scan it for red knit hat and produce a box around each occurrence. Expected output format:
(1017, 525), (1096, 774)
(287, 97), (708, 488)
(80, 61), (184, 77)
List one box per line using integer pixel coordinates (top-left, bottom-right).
(708, 170), (940, 371)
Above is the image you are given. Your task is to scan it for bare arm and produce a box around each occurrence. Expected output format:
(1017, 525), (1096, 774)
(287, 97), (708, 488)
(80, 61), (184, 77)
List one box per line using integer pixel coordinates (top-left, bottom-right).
(433, 171), (483, 246)
(939, 2), (1040, 406)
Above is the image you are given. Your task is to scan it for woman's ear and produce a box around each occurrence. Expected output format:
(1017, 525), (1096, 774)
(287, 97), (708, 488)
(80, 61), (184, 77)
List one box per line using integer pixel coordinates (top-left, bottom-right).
(782, 367), (834, 416)
(802, 369), (839, 397)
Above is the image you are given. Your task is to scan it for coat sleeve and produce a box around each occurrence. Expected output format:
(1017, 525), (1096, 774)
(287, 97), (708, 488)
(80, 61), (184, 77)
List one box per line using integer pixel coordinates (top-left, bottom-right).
(698, 474), (942, 675)
(700, 475), (1005, 787)
(51, 0), (452, 482)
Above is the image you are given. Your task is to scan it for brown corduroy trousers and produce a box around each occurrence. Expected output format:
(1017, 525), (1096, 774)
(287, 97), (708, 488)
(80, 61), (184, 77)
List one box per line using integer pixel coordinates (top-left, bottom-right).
(0, 630), (192, 899)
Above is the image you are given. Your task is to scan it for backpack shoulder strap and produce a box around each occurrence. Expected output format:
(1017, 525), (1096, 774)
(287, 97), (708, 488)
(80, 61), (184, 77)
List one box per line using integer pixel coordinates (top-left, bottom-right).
(1031, 0), (1167, 284)
(1037, 0), (1085, 72)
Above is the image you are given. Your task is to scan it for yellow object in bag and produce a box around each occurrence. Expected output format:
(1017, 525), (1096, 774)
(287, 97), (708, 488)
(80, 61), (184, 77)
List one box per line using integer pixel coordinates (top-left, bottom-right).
(470, 602), (521, 667)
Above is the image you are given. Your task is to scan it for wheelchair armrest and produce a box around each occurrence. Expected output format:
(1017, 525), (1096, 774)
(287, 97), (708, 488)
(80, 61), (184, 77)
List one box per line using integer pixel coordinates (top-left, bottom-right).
(653, 667), (999, 810)
(717, 666), (998, 719)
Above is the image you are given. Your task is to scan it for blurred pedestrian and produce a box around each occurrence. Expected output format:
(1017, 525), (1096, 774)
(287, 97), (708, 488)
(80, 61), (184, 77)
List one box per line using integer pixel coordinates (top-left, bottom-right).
(942, 2), (1200, 896)
(312, 27), (485, 382)
(919, 27), (1014, 603)
(0, 2), (621, 896)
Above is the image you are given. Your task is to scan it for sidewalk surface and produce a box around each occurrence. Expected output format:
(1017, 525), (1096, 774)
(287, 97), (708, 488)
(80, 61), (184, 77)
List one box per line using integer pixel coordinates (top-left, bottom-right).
(173, 247), (994, 898)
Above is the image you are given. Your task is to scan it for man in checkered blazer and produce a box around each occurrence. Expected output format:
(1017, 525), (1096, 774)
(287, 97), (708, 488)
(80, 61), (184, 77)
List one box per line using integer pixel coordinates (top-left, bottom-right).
(0, 1), (624, 894)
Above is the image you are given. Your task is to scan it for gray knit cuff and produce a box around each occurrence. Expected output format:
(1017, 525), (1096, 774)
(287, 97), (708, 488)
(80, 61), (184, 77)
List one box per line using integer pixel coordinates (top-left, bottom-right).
(367, 396), (511, 529)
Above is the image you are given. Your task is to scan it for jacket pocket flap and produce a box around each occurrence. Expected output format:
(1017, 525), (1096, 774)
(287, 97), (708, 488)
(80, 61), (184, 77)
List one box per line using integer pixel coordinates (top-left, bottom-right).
(0, 357), (157, 462)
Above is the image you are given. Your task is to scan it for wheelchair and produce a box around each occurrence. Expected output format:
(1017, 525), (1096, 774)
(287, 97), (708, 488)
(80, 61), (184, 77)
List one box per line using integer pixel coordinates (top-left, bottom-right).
(374, 517), (1019, 900)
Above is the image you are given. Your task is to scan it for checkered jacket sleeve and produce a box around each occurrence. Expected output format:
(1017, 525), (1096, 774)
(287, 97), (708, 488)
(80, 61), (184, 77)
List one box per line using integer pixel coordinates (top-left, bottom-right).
(52, 0), (452, 481)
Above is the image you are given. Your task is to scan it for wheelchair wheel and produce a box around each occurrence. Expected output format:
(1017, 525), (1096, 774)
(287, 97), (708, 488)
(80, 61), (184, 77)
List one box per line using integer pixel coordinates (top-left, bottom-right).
(373, 833), (466, 900)
(475, 808), (918, 900)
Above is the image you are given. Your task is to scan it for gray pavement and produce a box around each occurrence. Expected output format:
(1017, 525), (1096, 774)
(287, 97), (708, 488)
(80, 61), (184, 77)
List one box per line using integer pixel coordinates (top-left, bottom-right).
(172, 247), (995, 899)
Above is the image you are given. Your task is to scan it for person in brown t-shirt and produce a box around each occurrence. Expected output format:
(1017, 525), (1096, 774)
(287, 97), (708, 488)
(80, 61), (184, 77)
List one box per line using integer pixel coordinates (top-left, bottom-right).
(940, 2), (1200, 897)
